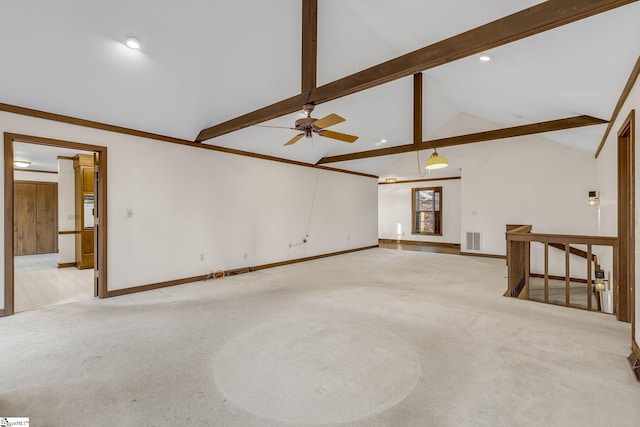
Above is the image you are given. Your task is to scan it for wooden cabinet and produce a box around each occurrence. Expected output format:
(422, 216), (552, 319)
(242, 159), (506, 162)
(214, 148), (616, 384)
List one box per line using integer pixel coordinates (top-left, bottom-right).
(74, 154), (94, 269)
(14, 182), (58, 255)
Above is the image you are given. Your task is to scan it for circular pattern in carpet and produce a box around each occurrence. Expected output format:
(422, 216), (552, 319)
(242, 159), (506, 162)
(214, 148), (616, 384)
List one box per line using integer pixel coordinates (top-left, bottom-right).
(214, 316), (421, 424)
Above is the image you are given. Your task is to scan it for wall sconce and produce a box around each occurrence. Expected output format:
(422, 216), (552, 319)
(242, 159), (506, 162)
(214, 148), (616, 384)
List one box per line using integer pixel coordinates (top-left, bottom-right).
(385, 178), (397, 183)
(594, 269), (607, 291)
(588, 191), (599, 207)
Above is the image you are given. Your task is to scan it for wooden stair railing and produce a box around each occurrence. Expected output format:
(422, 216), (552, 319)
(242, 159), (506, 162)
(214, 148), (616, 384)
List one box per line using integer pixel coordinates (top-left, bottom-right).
(505, 225), (532, 300)
(545, 242), (602, 311)
(547, 242), (599, 268)
(505, 225), (618, 312)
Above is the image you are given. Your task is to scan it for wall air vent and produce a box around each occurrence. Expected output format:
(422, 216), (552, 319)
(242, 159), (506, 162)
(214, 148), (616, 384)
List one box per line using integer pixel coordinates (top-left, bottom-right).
(465, 232), (481, 251)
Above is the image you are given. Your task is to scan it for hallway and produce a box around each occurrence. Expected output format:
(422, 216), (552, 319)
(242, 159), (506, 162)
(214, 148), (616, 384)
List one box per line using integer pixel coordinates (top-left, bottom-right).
(14, 253), (94, 313)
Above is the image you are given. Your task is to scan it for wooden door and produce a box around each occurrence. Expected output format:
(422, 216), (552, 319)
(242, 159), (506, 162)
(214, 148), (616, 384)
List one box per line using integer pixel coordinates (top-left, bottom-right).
(14, 183), (37, 255)
(14, 182), (58, 256)
(36, 183), (57, 253)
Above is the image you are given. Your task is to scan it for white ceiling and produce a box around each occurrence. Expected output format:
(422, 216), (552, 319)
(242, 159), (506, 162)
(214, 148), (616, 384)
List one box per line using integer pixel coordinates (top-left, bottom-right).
(13, 142), (92, 172)
(1, 1), (639, 176)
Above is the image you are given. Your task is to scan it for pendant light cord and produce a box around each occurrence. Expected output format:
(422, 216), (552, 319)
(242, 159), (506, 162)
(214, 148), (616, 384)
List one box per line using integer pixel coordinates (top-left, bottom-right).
(306, 170), (320, 236)
(416, 150), (429, 178)
(289, 170), (319, 248)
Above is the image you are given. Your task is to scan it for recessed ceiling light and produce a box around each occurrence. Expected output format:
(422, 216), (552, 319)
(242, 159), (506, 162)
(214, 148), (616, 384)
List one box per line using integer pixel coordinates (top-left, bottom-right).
(380, 139), (387, 143)
(479, 55), (491, 62)
(14, 161), (31, 168)
(124, 34), (143, 50)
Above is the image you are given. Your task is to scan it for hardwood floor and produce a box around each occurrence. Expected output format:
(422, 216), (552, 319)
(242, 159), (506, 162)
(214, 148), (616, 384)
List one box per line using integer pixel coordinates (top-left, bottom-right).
(378, 240), (461, 255)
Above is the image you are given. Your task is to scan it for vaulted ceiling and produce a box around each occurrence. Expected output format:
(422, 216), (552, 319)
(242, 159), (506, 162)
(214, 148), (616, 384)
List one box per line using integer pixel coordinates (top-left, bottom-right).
(1, 1), (639, 175)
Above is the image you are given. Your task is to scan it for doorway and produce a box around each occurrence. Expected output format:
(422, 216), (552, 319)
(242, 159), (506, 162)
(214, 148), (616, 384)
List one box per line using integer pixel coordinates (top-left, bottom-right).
(3, 133), (108, 316)
(617, 110), (635, 323)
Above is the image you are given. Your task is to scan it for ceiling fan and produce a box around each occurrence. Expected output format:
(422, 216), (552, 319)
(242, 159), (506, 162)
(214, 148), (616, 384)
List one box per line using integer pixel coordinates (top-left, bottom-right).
(256, 103), (359, 146)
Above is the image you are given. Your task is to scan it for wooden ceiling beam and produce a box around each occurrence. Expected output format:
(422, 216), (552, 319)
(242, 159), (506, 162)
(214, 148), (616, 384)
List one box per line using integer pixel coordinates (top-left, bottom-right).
(308, 0), (638, 104)
(413, 73), (422, 144)
(196, 0), (636, 142)
(301, 0), (318, 94)
(316, 115), (608, 164)
(195, 93), (308, 142)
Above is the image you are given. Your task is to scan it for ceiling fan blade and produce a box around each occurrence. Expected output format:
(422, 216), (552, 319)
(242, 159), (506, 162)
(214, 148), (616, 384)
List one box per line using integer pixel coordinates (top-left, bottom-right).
(254, 124), (297, 130)
(319, 130), (358, 143)
(313, 113), (345, 129)
(284, 133), (305, 146)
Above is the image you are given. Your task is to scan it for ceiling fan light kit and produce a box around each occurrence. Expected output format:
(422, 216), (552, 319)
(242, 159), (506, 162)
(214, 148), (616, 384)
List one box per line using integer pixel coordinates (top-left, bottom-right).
(263, 103), (359, 146)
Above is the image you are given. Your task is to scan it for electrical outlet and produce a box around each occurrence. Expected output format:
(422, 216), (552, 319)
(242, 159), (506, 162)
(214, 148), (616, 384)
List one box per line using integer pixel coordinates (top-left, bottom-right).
(126, 208), (134, 218)
(200, 253), (204, 261)
(243, 253), (248, 260)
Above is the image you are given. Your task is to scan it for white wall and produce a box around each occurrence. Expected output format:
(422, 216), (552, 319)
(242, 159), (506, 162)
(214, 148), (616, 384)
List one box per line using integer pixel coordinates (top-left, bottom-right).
(58, 158), (75, 265)
(382, 113), (599, 256)
(0, 111), (378, 309)
(14, 170), (57, 182)
(596, 73), (640, 340)
(378, 178), (461, 244)
(1, 144), (3, 309)
(459, 136), (598, 256)
(108, 141), (377, 290)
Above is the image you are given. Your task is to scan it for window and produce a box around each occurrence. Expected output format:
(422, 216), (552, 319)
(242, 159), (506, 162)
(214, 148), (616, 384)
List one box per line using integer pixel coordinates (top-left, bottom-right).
(412, 187), (442, 235)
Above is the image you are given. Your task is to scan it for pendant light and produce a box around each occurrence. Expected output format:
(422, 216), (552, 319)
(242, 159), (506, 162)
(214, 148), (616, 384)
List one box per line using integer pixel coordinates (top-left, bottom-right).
(425, 149), (448, 170)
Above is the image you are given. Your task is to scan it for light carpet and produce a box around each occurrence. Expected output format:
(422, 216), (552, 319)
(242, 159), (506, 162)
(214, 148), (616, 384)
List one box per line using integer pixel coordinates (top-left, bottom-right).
(1, 248), (638, 426)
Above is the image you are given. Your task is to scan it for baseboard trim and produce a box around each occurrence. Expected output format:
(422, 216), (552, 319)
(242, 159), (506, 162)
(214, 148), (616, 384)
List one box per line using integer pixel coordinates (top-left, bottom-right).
(529, 273), (589, 284)
(104, 245), (379, 298)
(106, 274), (210, 298)
(460, 251), (506, 260)
(57, 262), (76, 269)
(628, 340), (640, 381)
(378, 239), (460, 248)
(252, 245), (379, 271)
